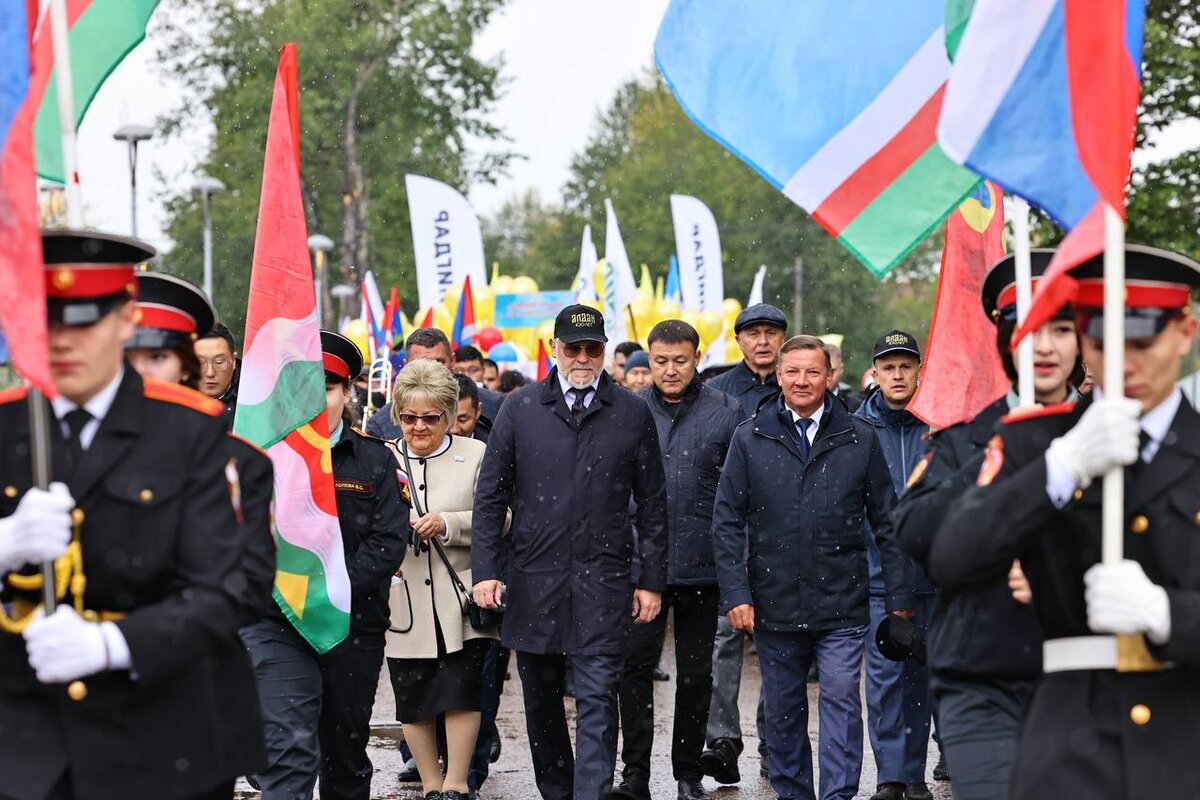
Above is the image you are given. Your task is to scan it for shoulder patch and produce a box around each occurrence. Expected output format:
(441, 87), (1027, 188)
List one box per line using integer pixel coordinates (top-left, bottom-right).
(0, 385), (29, 404)
(349, 426), (388, 443)
(976, 435), (1005, 487)
(1000, 400), (1076, 425)
(143, 378), (224, 417)
(905, 450), (934, 492)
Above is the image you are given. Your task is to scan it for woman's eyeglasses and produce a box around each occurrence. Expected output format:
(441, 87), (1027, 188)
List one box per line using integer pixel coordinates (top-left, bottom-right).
(560, 341), (605, 359)
(398, 412), (445, 427)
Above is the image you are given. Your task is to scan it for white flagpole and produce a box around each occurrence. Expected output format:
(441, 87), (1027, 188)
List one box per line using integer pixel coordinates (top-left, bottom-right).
(49, 0), (83, 228)
(1101, 203), (1125, 565)
(1011, 196), (1035, 406)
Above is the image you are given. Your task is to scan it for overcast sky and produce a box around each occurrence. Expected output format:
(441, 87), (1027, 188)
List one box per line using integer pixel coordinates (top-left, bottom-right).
(72, 0), (1197, 256)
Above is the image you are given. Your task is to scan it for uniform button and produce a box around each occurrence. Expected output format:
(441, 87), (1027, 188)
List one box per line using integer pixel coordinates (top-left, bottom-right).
(418, 484), (425, 490)
(67, 681), (88, 701)
(1130, 515), (1149, 535)
(1130, 704), (1151, 725)
(424, 579), (431, 586)
(139, 488), (154, 503)
(3, 485), (16, 498)
(71, 509), (85, 527)
(1073, 489), (1084, 502)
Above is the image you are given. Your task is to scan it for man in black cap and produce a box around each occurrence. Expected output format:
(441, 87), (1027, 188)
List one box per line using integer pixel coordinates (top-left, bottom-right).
(0, 229), (264, 799)
(700, 302), (787, 784)
(472, 304), (669, 800)
(242, 330), (409, 800)
(931, 245), (1200, 799)
(854, 330), (936, 800)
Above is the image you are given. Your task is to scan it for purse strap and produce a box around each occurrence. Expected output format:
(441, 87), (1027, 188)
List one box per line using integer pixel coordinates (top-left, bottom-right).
(397, 442), (473, 603)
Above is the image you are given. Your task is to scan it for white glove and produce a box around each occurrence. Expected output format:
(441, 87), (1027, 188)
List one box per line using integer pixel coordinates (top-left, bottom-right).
(23, 606), (113, 683)
(1046, 398), (1141, 488)
(0, 483), (74, 573)
(1085, 559), (1171, 644)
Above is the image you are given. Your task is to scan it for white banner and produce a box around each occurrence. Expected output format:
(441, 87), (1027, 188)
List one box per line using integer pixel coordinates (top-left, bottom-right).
(670, 194), (724, 312)
(748, 264), (768, 306)
(405, 174), (488, 309)
(603, 199), (639, 346)
(575, 224), (599, 302)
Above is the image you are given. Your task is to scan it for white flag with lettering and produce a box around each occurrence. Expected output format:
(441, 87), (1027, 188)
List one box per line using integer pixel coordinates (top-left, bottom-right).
(670, 194), (724, 312)
(405, 174), (488, 309)
(603, 199), (638, 346)
(574, 224), (599, 302)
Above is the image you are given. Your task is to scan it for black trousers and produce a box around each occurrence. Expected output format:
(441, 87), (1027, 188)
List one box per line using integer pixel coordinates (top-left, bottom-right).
(618, 585), (719, 782)
(36, 776), (234, 800)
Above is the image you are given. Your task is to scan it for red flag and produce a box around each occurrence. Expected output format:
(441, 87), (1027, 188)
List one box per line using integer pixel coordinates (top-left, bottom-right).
(451, 275), (477, 347)
(419, 307), (434, 329)
(536, 338), (552, 380)
(381, 287), (398, 353)
(0, 0), (53, 396)
(909, 181), (1007, 429)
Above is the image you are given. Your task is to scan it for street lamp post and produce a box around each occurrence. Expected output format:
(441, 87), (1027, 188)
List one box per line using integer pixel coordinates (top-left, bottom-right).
(308, 234), (335, 328)
(195, 176), (227, 301)
(330, 284), (356, 330)
(112, 124), (153, 240)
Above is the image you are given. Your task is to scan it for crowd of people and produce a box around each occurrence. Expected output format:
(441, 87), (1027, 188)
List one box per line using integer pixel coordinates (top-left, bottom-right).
(1, 228), (1199, 800)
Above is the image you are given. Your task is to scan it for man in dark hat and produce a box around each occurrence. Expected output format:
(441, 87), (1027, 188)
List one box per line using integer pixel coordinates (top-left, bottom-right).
(472, 304), (669, 800)
(0, 229), (264, 799)
(894, 250), (1083, 800)
(930, 245), (1200, 799)
(242, 330), (409, 800)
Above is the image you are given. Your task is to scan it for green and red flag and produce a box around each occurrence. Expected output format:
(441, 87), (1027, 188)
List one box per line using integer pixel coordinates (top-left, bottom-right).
(33, 0), (160, 182)
(233, 43), (349, 654)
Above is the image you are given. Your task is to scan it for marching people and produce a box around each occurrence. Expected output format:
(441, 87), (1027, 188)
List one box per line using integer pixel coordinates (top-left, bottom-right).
(0, 230), (264, 799)
(194, 321), (241, 420)
(242, 330), (409, 800)
(383, 359), (500, 800)
(894, 252), (1082, 800)
(612, 320), (741, 800)
(482, 358), (501, 392)
(700, 302), (787, 783)
(930, 246), (1200, 799)
(450, 371), (492, 443)
(453, 344), (505, 420)
(620, 350), (653, 393)
(367, 328), (459, 440)
(471, 305), (669, 800)
(712, 334), (913, 800)
(853, 331), (936, 800)
(611, 340), (644, 385)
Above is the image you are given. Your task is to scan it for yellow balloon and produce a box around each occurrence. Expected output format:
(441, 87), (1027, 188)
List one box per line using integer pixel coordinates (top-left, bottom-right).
(580, 297), (602, 312)
(341, 318), (370, 362)
(493, 275), (516, 295)
(695, 310), (724, 347)
(512, 275), (539, 294)
(629, 296), (656, 344)
(723, 297), (743, 317)
(474, 285), (495, 328)
(655, 298), (681, 326)
(534, 318), (555, 345)
(432, 304), (453, 337)
(442, 280), (464, 314)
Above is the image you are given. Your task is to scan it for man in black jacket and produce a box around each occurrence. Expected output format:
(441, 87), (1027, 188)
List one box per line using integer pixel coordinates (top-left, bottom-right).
(713, 334), (912, 800)
(611, 321), (741, 800)
(472, 305), (669, 800)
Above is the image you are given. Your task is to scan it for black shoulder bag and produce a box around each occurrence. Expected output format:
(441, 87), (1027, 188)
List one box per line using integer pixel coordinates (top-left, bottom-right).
(399, 445), (502, 631)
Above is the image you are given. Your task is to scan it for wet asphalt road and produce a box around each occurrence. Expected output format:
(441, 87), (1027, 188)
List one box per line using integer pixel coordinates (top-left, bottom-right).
(236, 621), (953, 799)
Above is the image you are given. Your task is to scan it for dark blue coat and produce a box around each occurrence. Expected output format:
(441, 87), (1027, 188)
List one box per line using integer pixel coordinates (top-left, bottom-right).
(472, 369), (669, 655)
(712, 394), (912, 632)
(894, 394), (1043, 678)
(854, 389), (936, 597)
(705, 360), (780, 419)
(638, 380), (741, 587)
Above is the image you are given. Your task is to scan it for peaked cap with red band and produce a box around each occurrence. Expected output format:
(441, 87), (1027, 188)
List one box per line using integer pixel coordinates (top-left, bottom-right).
(321, 329), (364, 383)
(981, 249), (1075, 324)
(42, 229), (155, 326)
(1070, 244), (1200, 341)
(129, 273), (217, 350)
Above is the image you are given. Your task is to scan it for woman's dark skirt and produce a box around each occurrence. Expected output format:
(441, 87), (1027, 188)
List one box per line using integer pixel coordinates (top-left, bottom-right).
(387, 637), (489, 723)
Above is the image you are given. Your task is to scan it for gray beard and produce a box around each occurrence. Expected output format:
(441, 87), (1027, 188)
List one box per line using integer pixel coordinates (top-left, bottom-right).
(566, 372), (596, 390)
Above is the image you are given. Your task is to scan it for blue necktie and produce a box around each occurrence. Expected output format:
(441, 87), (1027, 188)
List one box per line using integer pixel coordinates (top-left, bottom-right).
(796, 417), (812, 460)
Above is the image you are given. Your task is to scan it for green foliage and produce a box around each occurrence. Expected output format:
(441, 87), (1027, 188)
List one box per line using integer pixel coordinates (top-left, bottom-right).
(153, 0), (512, 342)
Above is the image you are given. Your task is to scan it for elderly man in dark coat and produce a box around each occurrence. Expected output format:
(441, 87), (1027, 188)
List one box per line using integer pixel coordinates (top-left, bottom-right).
(472, 305), (669, 800)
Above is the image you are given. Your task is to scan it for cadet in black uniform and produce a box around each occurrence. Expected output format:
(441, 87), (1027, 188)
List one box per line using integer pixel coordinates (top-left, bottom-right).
(242, 330), (409, 800)
(894, 252), (1082, 800)
(127, 272), (276, 625)
(0, 230), (264, 800)
(930, 245), (1200, 799)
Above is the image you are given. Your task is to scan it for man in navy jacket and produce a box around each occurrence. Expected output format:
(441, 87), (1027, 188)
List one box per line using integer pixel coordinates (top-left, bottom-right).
(713, 335), (912, 800)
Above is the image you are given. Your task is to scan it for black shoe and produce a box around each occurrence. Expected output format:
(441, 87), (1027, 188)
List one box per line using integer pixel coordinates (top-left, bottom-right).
(932, 753), (949, 781)
(610, 774), (650, 800)
(398, 757), (421, 783)
(489, 734), (501, 763)
(653, 666), (670, 681)
(869, 784), (906, 800)
(905, 782), (933, 800)
(699, 739), (740, 785)
(677, 779), (712, 800)
(423, 793), (442, 800)
(442, 792), (468, 800)
(759, 760), (769, 778)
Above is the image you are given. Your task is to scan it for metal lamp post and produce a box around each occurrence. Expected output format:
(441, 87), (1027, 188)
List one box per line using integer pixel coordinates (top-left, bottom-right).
(308, 234), (334, 328)
(195, 176), (227, 300)
(330, 283), (356, 330)
(112, 124), (153, 240)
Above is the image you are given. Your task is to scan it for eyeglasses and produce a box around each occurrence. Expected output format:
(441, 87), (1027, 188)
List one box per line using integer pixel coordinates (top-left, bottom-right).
(560, 341), (605, 359)
(398, 412), (445, 427)
(199, 356), (233, 372)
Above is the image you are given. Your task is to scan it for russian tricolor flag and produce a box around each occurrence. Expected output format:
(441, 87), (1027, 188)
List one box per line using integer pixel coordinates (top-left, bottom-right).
(938, 0), (1145, 340)
(451, 275), (477, 349)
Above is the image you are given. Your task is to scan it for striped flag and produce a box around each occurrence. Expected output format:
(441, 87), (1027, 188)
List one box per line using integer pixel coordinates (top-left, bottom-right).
(33, 0), (160, 182)
(233, 43), (349, 654)
(937, 0), (1145, 341)
(655, 1), (981, 277)
(536, 338), (552, 381)
(451, 275), (478, 348)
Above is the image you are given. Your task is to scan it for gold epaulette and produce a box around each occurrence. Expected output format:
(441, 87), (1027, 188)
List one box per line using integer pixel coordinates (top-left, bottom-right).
(143, 378), (223, 417)
(1000, 400), (1076, 425)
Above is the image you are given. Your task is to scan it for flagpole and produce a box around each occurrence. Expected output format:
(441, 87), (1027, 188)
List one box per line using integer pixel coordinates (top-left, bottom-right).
(49, 0), (83, 228)
(1100, 203), (1125, 565)
(1011, 197), (1035, 406)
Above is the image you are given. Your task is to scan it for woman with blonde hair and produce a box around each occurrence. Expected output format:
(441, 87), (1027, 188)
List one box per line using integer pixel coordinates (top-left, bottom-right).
(385, 359), (499, 800)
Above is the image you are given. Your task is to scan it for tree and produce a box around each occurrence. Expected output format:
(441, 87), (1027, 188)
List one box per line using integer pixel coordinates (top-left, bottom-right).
(152, 0), (513, 341)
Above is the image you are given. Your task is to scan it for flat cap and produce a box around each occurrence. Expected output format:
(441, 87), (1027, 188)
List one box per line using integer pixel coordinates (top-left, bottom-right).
(733, 303), (787, 335)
